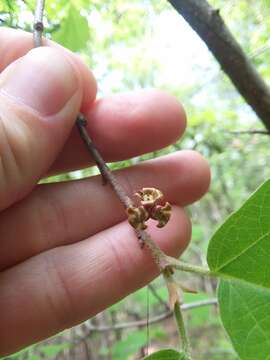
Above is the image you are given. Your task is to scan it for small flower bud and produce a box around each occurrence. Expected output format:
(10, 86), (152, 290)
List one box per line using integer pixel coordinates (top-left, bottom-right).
(135, 187), (164, 207)
(126, 205), (149, 230)
(127, 187), (172, 230)
(152, 202), (172, 228)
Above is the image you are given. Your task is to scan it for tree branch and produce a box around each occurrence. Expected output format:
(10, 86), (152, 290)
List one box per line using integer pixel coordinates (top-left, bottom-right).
(32, 8), (221, 355)
(58, 299), (217, 358)
(168, 0), (270, 131)
(33, 1), (171, 272)
(76, 116), (170, 271)
(83, 299), (217, 332)
(250, 44), (270, 59)
(76, 115), (133, 208)
(230, 129), (270, 135)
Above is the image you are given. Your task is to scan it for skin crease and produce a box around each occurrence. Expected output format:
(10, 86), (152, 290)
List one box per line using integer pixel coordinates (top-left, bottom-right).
(0, 28), (211, 356)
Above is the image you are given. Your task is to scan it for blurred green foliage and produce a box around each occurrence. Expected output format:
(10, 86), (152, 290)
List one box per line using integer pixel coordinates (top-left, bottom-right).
(143, 349), (189, 360)
(1, 0), (270, 359)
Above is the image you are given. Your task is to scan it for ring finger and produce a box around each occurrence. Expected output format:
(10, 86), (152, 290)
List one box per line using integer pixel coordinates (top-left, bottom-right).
(0, 151), (210, 270)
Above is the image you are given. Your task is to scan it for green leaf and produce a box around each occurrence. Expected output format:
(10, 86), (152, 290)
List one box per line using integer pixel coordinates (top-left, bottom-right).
(207, 179), (270, 288)
(207, 179), (270, 359)
(218, 279), (270, 360)
(143, 349), (189, 360)
(52, 4), (89, 51)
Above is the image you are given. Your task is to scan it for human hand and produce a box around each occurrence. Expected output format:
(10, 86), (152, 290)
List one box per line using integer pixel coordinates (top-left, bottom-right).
(0, 28), (210, 356)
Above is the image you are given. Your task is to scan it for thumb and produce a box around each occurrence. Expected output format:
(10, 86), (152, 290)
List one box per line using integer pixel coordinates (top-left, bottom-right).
(0, 46), (83, 211)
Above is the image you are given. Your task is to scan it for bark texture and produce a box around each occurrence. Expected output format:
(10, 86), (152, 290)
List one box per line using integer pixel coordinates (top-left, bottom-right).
(168, 0), (270, 131)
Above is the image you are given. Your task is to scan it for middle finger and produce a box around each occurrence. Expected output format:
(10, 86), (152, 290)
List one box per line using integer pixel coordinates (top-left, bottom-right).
(0, 151), (210, 270)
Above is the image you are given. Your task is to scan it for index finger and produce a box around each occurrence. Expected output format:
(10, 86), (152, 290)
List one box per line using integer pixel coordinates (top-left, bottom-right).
(1, 28), (187, 175)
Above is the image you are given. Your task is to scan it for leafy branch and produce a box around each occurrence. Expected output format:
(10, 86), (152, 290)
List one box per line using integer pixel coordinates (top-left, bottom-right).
(32, 1), (198, 357)
(33, 0), (214, 283)
(31, 1), (270, 359)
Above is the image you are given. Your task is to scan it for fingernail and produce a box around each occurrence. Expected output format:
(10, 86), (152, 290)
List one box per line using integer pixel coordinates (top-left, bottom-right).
(0, 47), (79, 116)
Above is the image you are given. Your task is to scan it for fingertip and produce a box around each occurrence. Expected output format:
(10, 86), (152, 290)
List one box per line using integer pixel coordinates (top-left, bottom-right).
(181, 150), (211, 200)
(81, 68), (97, 110)
(85, 89), (186, 160)
(63, 52), (97, 111)
(136, 150), (210, 207)
(145, 89), (187, 142)
(165, 150), (211, 206)
(124, 89), (187, 147)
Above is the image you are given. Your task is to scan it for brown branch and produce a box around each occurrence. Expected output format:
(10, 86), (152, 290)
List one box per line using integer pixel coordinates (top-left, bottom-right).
(76, 115), (170, 270)
(56, 299), (217, 358)
(32, 12), (218, 353)
(83, 299), (218, 332)
(31, 4), (221, 354)
(250, 44), (270, 59)
(168, 0), (270, 131)
(32, 1), (172, 273)
(76, 115), (132, 208)
(230, 129), (270, 135)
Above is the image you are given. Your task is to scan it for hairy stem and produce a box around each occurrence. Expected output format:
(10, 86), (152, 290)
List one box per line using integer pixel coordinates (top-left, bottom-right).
(163, 268), (192, 356)
(76, 114), (132, 208)
(77, 115), (173, 270)
(174, 301), (191, 357)
(31, 3), (223, 357)
(32, 0), (171, 272)
(166, 256), (213, 277)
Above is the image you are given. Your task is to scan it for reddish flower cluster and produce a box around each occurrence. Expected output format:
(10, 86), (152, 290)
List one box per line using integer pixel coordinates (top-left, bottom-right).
(127, 188), (172, 230)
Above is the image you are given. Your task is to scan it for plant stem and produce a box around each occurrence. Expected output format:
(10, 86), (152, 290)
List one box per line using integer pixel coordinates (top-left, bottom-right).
(174, 301), (191, 358)
(230, 129), (269, 135)
(31, 0), (216, 279)
(32, 0), (171, 272)
(32, 4), (221, 357)
(166, 256), (213, 277)
(77, 299), (217, 333)
(33, 0), (45, 47)
(76, 114), (132, 208)
(76, 114), (172, 270)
